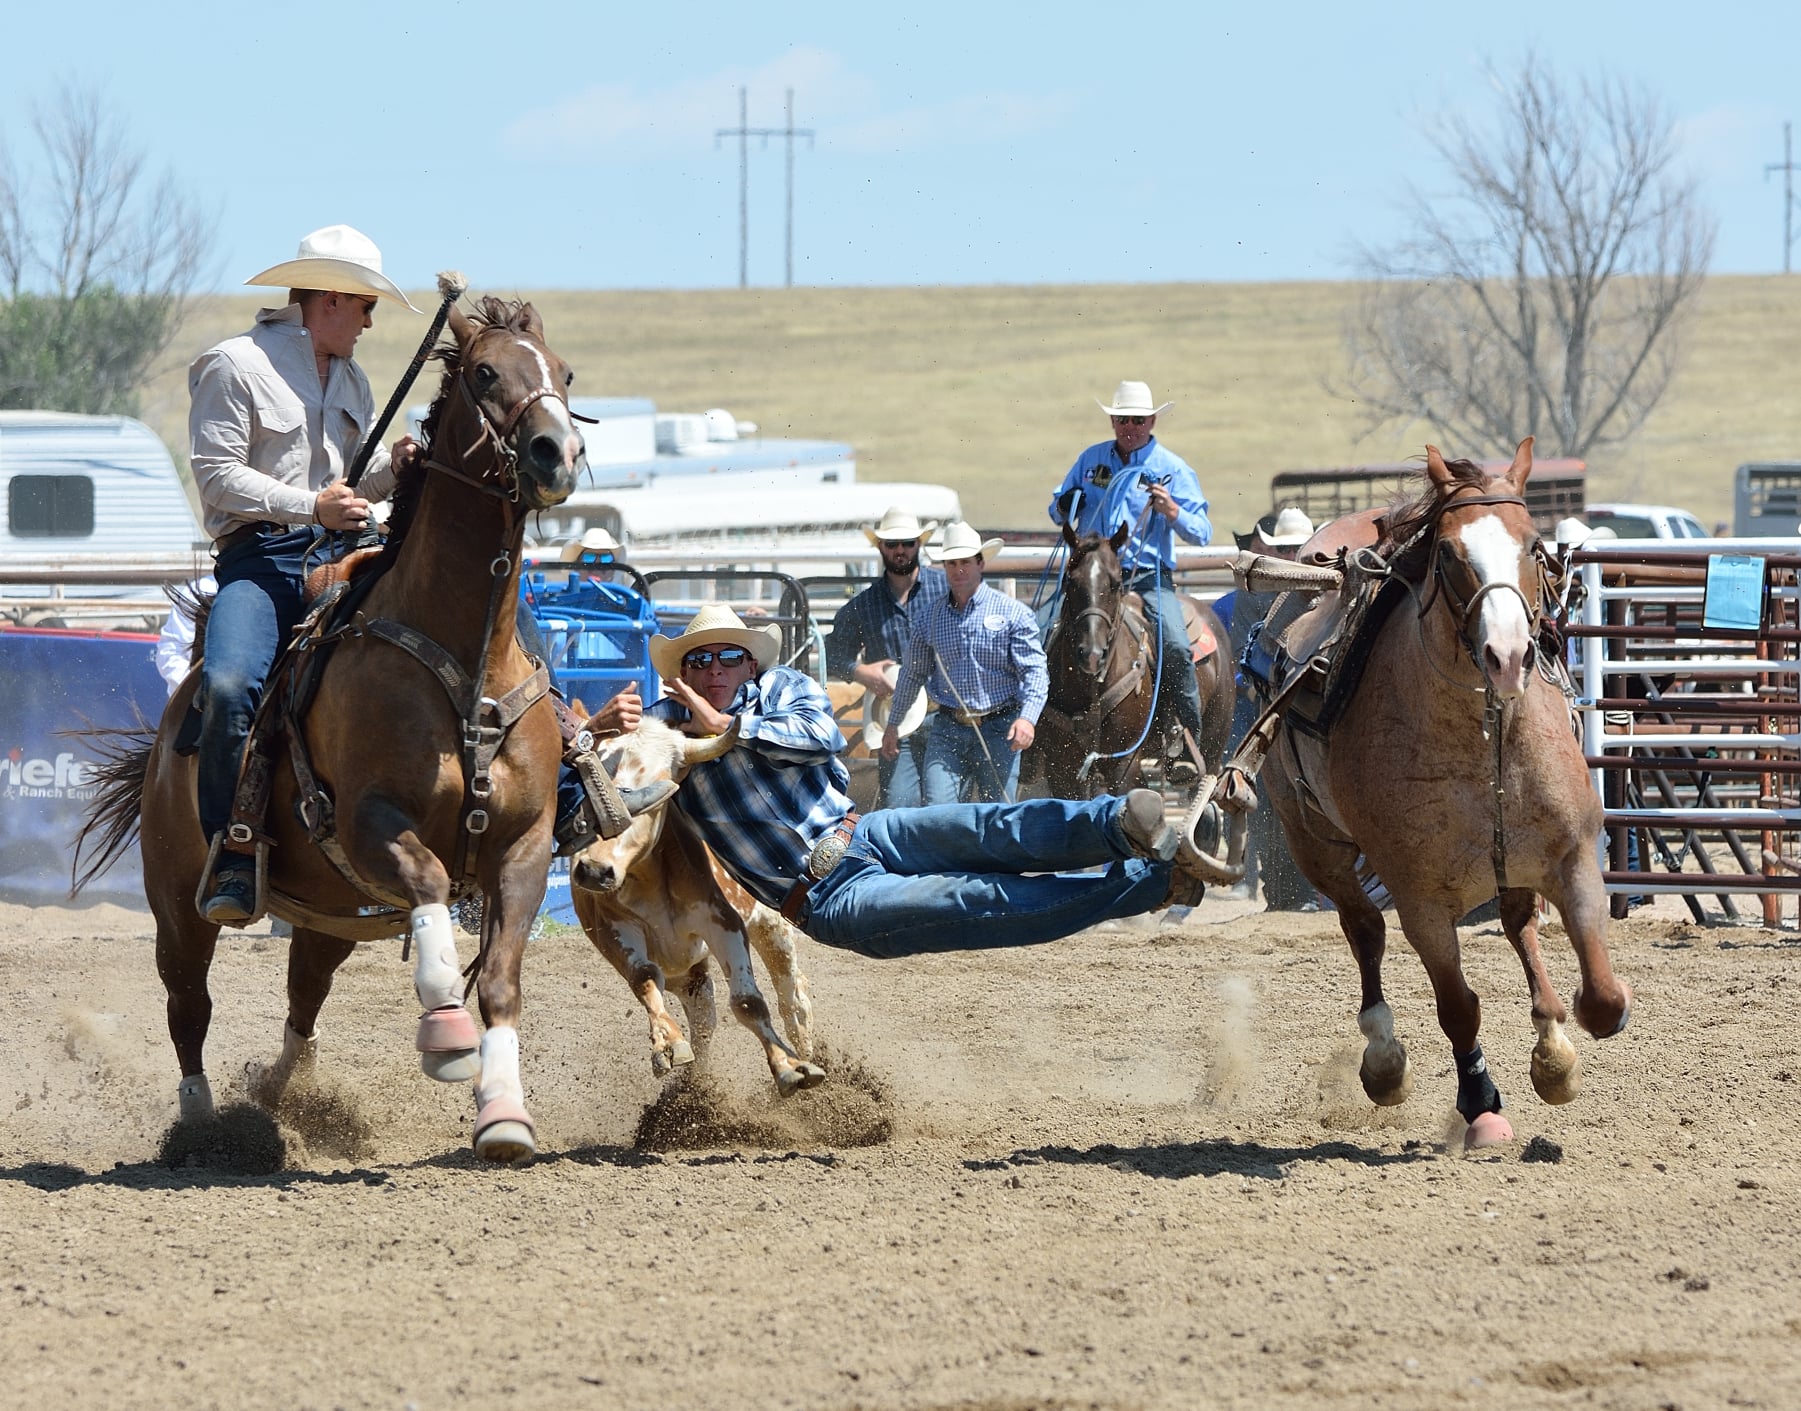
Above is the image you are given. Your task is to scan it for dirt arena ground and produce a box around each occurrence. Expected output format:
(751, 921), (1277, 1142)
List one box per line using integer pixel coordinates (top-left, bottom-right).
(3, 889), (1799, 1411)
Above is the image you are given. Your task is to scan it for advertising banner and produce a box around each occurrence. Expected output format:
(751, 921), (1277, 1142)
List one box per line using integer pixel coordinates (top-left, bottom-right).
(0, 628), (166, 909)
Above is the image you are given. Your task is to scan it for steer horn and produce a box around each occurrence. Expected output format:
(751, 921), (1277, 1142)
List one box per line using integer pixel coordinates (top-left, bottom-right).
(678, 716), (743, 768)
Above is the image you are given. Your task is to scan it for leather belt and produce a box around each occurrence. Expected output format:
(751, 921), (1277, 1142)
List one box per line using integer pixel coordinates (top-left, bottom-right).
(945, 700), (1016, 728)
(215, 520), (287, 553)
(779, 810), (860, 925)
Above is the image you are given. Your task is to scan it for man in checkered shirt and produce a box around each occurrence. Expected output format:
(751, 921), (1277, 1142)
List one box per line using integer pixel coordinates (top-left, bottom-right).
(884, 522), (1048, 805)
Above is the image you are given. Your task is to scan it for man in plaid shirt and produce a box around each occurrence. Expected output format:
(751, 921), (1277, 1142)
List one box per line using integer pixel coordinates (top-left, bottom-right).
(885, 522), (1048, 805)
(628, 604), (1206, 960)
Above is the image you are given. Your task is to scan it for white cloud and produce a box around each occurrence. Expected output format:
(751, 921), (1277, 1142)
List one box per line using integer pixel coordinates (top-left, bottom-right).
(504, 48), (869, 160)
(502, 46), (1067, 162)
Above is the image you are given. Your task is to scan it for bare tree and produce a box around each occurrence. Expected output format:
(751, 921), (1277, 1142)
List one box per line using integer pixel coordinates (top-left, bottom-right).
(1342, 56), (1715, 461)
(0, 83), (213, 414)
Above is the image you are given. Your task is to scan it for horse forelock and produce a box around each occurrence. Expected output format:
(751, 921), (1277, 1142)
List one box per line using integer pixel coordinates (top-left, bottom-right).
(1385, 456), (1496, 549)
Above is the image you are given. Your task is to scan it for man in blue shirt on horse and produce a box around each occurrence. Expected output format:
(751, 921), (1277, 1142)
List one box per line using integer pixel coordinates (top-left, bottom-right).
(1047, 380), (1213, 784)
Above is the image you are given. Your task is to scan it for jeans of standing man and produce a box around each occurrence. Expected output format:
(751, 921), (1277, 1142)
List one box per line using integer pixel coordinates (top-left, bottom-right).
(197, 527), (327, 842)
(923, 712), (1020, 805)
(1125, 565), (1206, 744)
(800, 795), (1172, 958)
(878, 720), (932, 809)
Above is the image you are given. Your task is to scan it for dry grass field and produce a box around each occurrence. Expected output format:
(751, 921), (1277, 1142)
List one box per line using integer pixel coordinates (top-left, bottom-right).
(136, 275), (1801, 537)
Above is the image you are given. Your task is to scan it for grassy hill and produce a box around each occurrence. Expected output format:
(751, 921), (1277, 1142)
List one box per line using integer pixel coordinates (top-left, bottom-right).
(137, 275), (1801, 539)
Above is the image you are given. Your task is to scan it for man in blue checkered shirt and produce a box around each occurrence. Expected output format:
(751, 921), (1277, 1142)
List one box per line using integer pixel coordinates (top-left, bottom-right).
(885, 523), (1048, 805)
(825, 507), (947, 808)
(633, 603), (1205, 960)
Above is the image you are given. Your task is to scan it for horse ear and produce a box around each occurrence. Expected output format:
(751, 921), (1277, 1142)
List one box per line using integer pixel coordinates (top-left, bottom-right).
(1425, 445), (1452, 488)
(1061, 519), (1078, 550)
(518, 303), (545, 338)
(447, 304), (472, 346)
(1508, 435), (1535, 489)
(1109, 521), (1131, 552)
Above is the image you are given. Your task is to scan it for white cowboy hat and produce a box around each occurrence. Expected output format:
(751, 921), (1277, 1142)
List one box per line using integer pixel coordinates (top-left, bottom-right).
(862, 505), (940, 546)
(558, 527), (620, 562)
(1095, 380), (1173, 418)
(859, 663), (930, 750)
(1262, 507), (1315, 547)
(648, 603), (782, 681)
(243, 225), (423, 312)
(928, 521), (1003, 563)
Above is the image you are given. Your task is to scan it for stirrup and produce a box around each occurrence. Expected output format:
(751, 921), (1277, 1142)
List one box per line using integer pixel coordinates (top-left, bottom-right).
(194, 830), (270, 927)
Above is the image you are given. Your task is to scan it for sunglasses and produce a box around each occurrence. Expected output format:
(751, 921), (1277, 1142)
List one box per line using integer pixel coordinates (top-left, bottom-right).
(878, 539), (918, 550)
(681, 646), (752, 671)
(1112, 414), (1149, 426)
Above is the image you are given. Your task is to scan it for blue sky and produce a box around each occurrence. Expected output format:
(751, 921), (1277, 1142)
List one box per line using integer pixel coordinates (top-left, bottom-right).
(5, 0), (1799, 293)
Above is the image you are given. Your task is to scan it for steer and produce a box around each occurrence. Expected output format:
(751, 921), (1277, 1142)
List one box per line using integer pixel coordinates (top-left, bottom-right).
(569, 718), (825, 1095)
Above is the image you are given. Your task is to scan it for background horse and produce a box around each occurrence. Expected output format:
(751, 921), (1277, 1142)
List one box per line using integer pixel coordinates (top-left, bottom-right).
(1255, 439), (1631, 1148)
(76, 296), (584, 1164)
(1035, 520), (1235, 802)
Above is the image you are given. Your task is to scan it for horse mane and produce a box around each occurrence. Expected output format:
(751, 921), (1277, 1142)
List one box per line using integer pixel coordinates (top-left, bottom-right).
(1382, 455), (1489, 550)
(381, 296), (538, 566)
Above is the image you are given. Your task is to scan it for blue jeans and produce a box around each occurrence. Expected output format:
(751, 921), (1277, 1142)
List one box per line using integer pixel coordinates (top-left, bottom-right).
(924, 713), (1020, 804)
(878, 721), (932, 809)
(801, 796), (1171, 959)
(197, 527), (328, 841)
(1126, 566), (1206, 741)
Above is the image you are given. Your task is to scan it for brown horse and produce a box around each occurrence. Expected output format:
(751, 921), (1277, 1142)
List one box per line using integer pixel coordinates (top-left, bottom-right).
(1254, 439), (1631, 1148)
(75, 297), (586, 1164)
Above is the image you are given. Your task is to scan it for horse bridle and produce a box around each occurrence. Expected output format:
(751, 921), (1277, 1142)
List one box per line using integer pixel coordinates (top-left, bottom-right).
(421, 351), (575, 504)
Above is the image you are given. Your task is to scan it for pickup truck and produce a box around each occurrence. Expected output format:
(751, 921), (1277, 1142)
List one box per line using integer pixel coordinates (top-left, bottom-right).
(1582, 502), (1711, 540)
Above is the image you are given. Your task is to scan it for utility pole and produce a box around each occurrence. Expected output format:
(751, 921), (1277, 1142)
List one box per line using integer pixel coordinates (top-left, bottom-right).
(715, 88), (814, 288)
(1767, 121), (1798, 274)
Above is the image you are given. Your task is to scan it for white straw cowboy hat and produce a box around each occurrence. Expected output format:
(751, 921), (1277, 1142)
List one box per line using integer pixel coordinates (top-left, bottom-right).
(1233, 506), (1314, 552)
(648, 604), (782, 681)
(860, 663), (930, 750)
(243, 224), (423, 312)
(927, 521), (1003, 563)
(862, 505), (940, 546)
(558, 527), (620, 562)
(1095, 380), (1173, 418)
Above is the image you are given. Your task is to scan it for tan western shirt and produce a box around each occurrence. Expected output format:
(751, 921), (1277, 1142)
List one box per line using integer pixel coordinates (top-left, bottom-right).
(188, 303), (394, 541)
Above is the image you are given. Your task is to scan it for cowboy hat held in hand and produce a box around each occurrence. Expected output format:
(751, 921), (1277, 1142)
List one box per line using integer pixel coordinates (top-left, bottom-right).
(863, 505), (940, 546)
(648, 604), (783, 681)
(927, 521), (1004, 563)
(1095, 380), (1173, 418)
(861, 663), (930, 750)
(243, 225), (423, 313)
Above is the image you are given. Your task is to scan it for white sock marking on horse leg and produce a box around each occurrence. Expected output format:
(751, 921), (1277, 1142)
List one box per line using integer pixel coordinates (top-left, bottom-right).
(177, 1073), (214, 1123)
(411, 904), (462, 1010)
(477, 1025), (523, 1110)
(279, 1021), (317, 1080)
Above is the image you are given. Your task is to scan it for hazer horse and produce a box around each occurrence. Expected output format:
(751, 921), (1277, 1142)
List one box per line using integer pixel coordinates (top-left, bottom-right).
(75, 297), (588, 1164)
(1248, 439), (1631, 1147)
(566, 718), (826, 1095)
(1034, 513), (1245, 884)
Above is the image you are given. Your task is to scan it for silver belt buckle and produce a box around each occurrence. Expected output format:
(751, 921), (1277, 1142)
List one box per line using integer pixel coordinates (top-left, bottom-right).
(806, 828), (851, 881)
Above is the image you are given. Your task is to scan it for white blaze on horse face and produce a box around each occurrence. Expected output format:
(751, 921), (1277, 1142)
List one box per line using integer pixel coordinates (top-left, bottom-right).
(1461, 514), (1534, 698)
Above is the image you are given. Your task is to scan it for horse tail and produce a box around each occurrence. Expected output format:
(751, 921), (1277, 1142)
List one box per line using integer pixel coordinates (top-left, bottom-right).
(69, 724), (157, 896)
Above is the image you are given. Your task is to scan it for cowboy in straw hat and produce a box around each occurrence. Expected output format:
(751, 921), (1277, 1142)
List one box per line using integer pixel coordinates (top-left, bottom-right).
(1218, 504), (1322, 910)
(827, 506), (949, 808)
(1046, 378), (1215, 784)
(1232, 506), (1315, 553)
(884, 522), (1048, 806)
(188, 223), (425, 924)
(604, 603), (1212, 960)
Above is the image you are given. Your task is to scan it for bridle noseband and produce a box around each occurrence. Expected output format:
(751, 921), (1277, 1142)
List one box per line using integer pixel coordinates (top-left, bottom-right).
(422, 351), (571, 505)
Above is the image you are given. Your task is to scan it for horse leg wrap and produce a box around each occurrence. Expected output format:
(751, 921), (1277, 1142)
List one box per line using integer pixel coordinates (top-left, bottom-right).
(411, 904), (464, 1011)
(1453, 1044), (1504, 1123)
(177, 1073), (215, 1124)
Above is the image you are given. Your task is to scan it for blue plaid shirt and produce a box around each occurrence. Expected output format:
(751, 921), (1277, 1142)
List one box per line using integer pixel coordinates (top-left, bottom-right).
(824, 568), (948, 680)
(891, 580), (1049, 725)
(1047, 437), (1212, 574)
(646, 666), (855, 910)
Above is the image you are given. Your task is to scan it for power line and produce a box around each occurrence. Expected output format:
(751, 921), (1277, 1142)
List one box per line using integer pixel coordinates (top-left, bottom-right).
(1767, 121), (1798, 275)
(714, 87), (814, 288)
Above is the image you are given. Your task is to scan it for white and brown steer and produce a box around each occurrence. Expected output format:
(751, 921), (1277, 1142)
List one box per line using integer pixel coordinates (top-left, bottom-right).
(569, 718), (824, 1095)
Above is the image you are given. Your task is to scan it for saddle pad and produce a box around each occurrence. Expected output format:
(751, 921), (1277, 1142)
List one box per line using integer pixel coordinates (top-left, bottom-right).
(1181, 598), (1218, 661)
